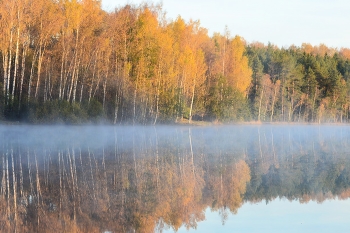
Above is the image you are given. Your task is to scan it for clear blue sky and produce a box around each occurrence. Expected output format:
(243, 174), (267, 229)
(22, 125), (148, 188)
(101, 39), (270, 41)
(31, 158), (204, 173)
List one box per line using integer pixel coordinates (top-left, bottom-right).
(101, 0), (350, 49)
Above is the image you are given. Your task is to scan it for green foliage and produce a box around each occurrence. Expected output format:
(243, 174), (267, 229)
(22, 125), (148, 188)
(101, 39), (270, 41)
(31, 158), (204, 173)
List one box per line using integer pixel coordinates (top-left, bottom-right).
(24, 100), (89, 124)
(246, 45), (350, 123)
(206, 75), (251, 122)
(10, 98), (107, 124)
(158, 90), (179, 122)
(85, 98), (104, 121)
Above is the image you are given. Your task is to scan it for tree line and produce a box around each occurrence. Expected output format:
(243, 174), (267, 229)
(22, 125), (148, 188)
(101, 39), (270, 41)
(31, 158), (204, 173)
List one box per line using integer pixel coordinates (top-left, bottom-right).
(1, 0), (350, 123)
(247, 43), (350, 123)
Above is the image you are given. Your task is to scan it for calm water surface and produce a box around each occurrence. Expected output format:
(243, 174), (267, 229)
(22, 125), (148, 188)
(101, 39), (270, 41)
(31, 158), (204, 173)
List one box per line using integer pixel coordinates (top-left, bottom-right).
(0, 125), (350, 232)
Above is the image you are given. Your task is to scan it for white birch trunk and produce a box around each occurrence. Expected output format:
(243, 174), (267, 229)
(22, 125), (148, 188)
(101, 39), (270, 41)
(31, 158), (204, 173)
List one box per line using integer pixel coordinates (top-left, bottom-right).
(12, 23), (20, 101)
(189, 77), (196, 123)
(72, 47), (83, 103)
(58, 33), (66, 100)
(258, 87), (264, 121)
(34, 44), (45, 100)
(7, 29), (14, 102)
(88, 51), (98, 104)
(2, 51), (8, 97)
(19, 45), (27, 109)
(28, 50), (38, 102)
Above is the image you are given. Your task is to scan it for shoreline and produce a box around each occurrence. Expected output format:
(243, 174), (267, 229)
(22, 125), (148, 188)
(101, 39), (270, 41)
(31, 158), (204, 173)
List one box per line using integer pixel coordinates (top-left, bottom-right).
(1, 119), (349, 127)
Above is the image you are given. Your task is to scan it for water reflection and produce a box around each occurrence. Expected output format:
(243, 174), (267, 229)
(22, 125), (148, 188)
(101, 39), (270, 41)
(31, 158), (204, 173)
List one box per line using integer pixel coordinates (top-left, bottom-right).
(0, 125), (349, 232)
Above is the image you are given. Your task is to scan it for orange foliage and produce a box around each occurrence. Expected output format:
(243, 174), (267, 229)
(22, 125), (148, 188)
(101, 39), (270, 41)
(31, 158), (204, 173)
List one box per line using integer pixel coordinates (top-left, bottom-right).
(340, 48), (350, 60)
(227, 36), (252, 94)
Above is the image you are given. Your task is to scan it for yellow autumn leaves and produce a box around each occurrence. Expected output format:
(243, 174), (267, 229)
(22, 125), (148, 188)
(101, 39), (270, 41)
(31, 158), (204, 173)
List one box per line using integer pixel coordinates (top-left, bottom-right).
(0, 1), (252, 123)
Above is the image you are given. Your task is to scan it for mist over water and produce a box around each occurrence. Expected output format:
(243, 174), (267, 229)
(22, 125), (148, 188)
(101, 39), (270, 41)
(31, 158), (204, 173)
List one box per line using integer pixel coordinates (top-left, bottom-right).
(1, 124), (349, 151)
(0, 125), (350, 232)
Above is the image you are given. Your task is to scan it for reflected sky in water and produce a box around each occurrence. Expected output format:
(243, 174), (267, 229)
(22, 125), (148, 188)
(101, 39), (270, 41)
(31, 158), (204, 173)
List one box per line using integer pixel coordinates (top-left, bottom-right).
(172, 199), (350, 233)
(0, 125), (350, 232)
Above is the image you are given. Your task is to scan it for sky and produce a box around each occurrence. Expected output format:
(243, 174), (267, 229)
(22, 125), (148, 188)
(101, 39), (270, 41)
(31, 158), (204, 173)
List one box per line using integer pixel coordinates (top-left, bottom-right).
(101, 0), (350, 49)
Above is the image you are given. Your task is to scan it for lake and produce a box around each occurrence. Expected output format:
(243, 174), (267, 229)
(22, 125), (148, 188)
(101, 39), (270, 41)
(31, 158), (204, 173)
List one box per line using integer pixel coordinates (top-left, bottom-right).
(0, 125), (350, 232)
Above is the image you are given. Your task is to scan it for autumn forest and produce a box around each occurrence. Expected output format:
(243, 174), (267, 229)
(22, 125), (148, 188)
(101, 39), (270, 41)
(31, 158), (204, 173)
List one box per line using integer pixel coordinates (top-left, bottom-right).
(1, 0), (350, 123)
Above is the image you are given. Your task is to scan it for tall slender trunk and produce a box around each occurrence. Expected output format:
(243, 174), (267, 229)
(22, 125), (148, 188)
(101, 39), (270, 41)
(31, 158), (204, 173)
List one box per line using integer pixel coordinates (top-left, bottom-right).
(7, 28), (14, 102)
(103, 79), (107, 111)
(154, 82), (160, 125)
(68, 30), (80, 103)
(154, 54), (162, 125)
(72, 47), (83, 103)
(288, 82), (295, 122)
(19, 45), (27, 110)
(79, 84), (84, 103)
(43, 59), (49, 102)
(133, 67), (140, 124)
(34, 43), (45, 100)
(258, 87), (264, 121)
(67, 52), (78, 102)
(2, 51), (8, 98)
(59, 32), (66, 100)
(92, 71), (101, 100)
(222, 34), (227, 76)
(49, 63), (53, 100)
(59, 50), (65, 100)
(28, 50), (38, 102)
(12, 24), (21, 102)
(189, 81), (196, 123)
(114, 55), (119, 124)
(89, 50), (98, 103)
(72, 62), (80, 103)
(102, 59), (110, 111)
(114, 90), (119, 124)
(62, 49), (73, 101)
(270, 84), (278, 121)
(312, 87), (317, 122)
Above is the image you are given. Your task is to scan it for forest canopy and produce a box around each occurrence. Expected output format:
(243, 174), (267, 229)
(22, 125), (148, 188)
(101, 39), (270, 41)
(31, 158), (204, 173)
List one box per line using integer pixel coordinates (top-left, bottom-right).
(1, 0), (350, 124)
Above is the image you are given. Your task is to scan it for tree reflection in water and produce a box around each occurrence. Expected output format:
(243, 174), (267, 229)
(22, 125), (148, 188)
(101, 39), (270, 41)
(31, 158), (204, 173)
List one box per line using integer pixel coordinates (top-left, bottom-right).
(0, 125), (349, 232)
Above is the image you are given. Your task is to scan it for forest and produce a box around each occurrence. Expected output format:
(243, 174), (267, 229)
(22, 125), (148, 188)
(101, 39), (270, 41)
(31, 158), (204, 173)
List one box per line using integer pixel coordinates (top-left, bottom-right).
(1, 0), (350, 124)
